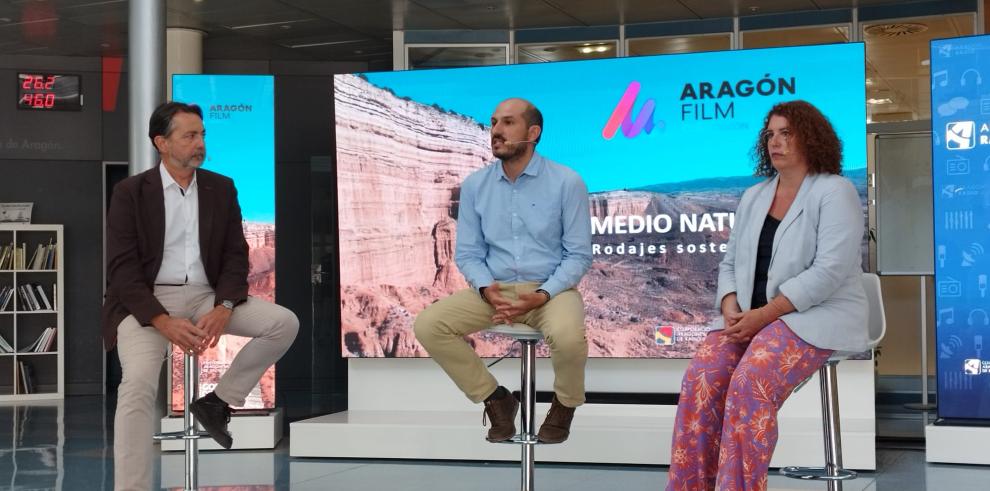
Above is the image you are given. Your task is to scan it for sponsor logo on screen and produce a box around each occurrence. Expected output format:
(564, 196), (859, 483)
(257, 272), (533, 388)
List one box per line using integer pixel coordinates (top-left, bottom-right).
(946, 121), (976, 149)
(962, 357), (990, 375)
(602, 81), (659, 140)
(655, 325), (674, 346)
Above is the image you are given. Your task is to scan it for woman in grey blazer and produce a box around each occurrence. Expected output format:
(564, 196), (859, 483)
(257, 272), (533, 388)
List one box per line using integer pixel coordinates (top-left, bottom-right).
(665, 101), (869, 491)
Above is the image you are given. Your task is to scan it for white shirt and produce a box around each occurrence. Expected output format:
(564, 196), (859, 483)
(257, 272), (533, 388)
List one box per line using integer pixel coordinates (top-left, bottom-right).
(155, 163), (210, 286)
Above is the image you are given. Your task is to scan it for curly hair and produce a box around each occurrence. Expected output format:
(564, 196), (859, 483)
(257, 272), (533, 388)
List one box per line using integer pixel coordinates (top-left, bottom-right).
(752, 100), (842, 177)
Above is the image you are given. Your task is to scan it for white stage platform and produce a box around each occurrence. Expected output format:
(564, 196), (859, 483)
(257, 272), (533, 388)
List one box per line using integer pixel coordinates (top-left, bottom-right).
(926, 424), (990, 465)
(290, 358), (877, 469)
(160, 407), (283, 451)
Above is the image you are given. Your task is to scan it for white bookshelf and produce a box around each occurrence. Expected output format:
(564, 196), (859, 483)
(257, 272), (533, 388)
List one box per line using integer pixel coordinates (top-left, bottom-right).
(0, 224), (64, 401)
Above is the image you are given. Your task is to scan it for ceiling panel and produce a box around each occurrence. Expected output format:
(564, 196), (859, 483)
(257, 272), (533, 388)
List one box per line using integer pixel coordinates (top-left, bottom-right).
(814, 0), (925, 8)
(281, 0), (397, 35)
(440, 0), (578, 30)
(679, 0), (819, 18)
(619, 0), (706, 23)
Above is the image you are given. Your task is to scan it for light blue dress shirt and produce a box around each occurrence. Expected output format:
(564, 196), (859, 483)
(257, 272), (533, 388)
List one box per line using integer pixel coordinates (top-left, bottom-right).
(455, 152), (592, 298)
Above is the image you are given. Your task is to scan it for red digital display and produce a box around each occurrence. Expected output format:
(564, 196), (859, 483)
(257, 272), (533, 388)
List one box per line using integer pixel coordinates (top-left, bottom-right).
(17, 73), (82, 111)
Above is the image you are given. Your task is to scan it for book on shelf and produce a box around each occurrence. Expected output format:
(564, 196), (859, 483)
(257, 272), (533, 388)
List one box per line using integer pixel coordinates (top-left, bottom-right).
(44, 241), (56, 270)
(0, 244), (10, 269)
(17, 361), (34, 394)
(16, 285), (30, 311)
(0, 332), (12, 353)
(33, 284), (51, 310)
(21, 327), (55, 353)
(18, 284), (40, 311)
(27, 244), (42, 270)
(11, 242), (25, 270)
(0, 285), (13, 311)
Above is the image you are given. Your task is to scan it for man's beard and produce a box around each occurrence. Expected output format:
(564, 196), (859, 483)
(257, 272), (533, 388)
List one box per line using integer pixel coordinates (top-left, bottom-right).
(177, 153), (206, 169)
(493, 142), (526, 161)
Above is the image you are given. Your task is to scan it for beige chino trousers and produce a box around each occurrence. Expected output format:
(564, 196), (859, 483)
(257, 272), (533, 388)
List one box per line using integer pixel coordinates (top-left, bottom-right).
(113, 284), (298, 491)
(414, 282), (588, 408)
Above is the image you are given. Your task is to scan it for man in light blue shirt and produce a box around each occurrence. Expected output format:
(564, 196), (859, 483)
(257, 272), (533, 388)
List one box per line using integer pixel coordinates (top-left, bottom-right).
(415, 98), (592, 444)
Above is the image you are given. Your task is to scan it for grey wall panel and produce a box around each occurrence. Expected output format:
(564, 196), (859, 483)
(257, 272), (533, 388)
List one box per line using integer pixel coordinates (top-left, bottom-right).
(0, 68), (103, 161)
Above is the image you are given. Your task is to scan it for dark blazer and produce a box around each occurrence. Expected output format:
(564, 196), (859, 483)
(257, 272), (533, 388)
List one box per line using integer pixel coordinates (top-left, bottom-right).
(101, 164), (250, 350)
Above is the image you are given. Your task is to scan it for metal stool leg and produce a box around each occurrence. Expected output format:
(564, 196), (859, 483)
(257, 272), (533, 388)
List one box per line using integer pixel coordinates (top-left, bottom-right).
(184, 353), (199, 491)
(780, 361), (857, 488)
(520, 339), (536, 491)
(154, 352), (209, 491)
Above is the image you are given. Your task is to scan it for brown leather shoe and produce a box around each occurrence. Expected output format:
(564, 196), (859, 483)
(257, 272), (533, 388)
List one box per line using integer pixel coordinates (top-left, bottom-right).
(537, 395), (575, 443)
(483, 390), (519, 442)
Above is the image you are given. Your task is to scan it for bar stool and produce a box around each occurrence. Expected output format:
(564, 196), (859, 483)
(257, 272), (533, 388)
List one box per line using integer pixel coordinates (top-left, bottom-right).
(489, 323), (555, 491)
(780, 273), (887, 491)
(154, 352), (209, 491)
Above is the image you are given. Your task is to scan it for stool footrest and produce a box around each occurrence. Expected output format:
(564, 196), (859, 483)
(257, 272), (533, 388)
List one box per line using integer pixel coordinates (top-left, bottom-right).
(779, 466), (857, 481)
(153, 430), (210, 441)
(491, 433), (564, 445)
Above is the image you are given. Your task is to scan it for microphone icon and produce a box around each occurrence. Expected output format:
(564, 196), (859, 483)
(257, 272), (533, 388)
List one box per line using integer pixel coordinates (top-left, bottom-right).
(938, 245), (947, 268)
(980, 274), (988, 298)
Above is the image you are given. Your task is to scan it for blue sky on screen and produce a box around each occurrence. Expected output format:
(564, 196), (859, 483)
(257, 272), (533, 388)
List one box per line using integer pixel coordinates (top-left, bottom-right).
(173, 75), (275, 223)
(364, 43), (866, 193)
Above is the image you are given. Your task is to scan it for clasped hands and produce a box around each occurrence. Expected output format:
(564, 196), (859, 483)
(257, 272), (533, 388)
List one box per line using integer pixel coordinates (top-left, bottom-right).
(720, 293), (785, 344)
(151, 306), (233, 354)
(484, 282), (549, 324)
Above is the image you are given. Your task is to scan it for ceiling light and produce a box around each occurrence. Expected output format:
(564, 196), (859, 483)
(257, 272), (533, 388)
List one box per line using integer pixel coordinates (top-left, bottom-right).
(228, 19), (314, 30)
(594, 46), (608, 53)
(0, 17), (10, 23)
(867, 98), (893, 105)
(284, 39), (364, 49)
(921, 58), (930, 66)
(578, 47), (593, 54)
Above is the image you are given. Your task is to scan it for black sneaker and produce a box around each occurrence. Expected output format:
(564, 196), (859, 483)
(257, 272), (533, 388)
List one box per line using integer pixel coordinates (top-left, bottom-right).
(189, 391), (233, 449)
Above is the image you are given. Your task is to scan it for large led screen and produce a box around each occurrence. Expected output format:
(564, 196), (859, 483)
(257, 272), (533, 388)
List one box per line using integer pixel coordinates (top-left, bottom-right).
(336, 43), (867, 358)
(170, 74), (276, 410)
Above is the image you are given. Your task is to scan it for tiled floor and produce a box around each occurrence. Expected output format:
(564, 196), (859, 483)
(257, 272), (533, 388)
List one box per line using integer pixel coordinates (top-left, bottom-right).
(1, 396), (988, 490)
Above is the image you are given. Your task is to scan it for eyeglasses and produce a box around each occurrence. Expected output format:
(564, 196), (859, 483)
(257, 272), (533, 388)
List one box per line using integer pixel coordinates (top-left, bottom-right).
(761, 129), (792, 145)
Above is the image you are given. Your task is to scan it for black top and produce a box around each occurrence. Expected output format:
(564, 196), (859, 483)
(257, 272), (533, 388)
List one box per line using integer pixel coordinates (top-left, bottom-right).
(751, 214), (782, 309)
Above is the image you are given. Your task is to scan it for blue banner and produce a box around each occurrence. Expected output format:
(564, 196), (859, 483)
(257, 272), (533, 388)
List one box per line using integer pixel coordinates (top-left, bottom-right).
(931, 36), (990, 421)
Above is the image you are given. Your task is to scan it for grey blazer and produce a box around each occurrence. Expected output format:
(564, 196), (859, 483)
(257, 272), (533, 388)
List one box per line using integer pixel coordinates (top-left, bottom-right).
(713, 173), (869, 352)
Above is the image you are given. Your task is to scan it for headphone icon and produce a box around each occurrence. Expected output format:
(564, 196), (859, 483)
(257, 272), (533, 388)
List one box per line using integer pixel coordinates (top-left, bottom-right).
(961, 69), (983, 86)
(969, 308), (989, 326)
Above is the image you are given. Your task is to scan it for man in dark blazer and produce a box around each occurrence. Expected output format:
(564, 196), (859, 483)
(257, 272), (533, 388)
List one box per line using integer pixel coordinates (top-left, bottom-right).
(104, 102), (298, 491)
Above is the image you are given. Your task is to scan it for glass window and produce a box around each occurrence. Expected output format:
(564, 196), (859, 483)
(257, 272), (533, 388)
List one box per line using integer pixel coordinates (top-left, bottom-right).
(627, 33), (732, 56)
(516, 41), (618, 64)
(407, 45), (508, 69)
(863, 14), (975, 122)
(741, 25), (850, 49)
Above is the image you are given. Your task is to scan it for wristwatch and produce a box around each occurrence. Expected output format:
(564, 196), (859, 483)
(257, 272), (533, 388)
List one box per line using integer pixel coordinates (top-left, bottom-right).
(220, 299), (235, 311)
